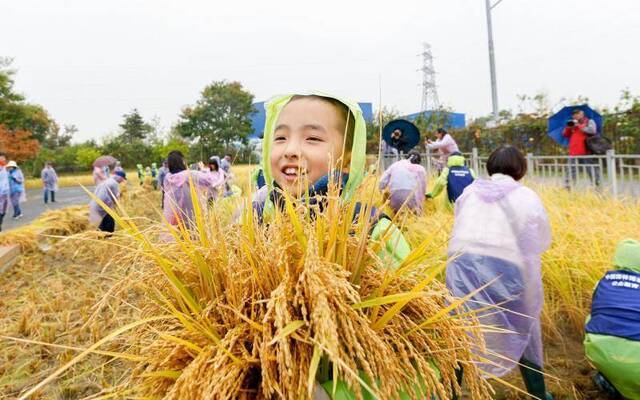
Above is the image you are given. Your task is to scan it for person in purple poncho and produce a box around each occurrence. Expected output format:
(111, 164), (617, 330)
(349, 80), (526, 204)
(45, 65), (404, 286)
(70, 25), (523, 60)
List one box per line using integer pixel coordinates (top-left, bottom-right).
(446, 145), (553, 400)
(162, 150), (215, 228)
(205, 156), (226, 203)
(379, 151), (427, 214)
(89, 170), (127, 233)
(41, 161), (58, 204)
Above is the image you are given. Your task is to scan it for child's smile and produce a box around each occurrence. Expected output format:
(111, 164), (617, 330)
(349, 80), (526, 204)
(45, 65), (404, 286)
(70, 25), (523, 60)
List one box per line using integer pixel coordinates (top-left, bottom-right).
(270, 97), (347, 197)
(280, 164), (308, 184)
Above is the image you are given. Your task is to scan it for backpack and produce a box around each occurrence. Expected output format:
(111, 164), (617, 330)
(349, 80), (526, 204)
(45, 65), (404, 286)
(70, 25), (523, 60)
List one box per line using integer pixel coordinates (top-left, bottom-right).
(586, 135), (612, 155)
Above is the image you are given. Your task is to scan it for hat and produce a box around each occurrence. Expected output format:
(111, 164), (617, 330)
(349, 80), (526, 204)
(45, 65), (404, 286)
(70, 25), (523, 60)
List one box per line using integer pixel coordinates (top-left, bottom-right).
(115, 170), (127, 180)
(7, 161), (17, 168)
(613, 239), (640, 272)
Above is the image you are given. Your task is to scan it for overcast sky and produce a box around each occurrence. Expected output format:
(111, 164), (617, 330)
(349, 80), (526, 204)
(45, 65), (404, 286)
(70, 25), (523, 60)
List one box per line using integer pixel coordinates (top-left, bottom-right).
(3, 0), (640, 142)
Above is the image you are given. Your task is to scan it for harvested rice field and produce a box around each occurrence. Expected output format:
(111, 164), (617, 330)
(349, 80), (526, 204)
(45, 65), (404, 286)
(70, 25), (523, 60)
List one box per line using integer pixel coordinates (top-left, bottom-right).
(0, 171), (638, 400)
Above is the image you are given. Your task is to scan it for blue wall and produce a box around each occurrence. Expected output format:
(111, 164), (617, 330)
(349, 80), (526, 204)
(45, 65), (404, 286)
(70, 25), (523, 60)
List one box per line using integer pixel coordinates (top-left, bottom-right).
(403, 110), (466, 129)
(249, 101), (374, 139)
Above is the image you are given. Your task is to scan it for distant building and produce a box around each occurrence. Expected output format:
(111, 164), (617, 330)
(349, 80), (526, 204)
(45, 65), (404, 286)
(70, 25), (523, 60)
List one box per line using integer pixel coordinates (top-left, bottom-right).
(249, 101), (374, 139)
(403, 110), (465, 130)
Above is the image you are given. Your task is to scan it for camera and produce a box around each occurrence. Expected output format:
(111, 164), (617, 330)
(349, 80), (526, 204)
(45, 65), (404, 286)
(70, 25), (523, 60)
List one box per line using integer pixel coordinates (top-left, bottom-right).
(566, 119), (576, 127)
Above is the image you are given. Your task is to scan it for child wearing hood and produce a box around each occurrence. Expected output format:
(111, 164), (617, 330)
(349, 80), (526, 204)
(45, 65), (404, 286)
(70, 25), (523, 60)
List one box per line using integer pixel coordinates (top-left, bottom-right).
(446, 145), (553, 400)
(137, 163), (144, 186)
(426, 151), (475, 209)
(585, 238), (640, 400)
(151, 163), (158, 190)
(253, 94), (415, 399)
(379, 152), (427, 214)
(162, 150), (215, 228)
(254, 93), (410, 265)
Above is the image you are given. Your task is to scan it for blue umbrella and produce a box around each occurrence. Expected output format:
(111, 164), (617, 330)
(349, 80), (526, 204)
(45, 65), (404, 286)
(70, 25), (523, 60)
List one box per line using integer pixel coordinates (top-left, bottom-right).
(382, 119), (421, 153)
(547, 104), (603, 147)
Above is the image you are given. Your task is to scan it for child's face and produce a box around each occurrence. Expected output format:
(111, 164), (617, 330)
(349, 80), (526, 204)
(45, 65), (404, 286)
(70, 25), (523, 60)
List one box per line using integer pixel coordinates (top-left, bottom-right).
(270, 98), (348, 198)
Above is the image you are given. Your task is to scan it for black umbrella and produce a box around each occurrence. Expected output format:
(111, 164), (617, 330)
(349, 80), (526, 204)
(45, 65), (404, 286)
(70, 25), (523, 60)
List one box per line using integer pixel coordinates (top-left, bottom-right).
(382, 119), (421, 153)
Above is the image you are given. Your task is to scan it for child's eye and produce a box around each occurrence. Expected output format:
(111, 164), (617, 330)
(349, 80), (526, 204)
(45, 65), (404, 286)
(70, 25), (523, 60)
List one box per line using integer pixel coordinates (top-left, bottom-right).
(307, 137), (323, 142)
(274, 136), (286, 142)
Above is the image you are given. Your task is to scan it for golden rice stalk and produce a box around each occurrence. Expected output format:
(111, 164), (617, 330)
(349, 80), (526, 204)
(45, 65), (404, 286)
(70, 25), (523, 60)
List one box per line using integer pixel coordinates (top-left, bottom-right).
(58, 178), (492, 400)
(0, 206), (89, 252)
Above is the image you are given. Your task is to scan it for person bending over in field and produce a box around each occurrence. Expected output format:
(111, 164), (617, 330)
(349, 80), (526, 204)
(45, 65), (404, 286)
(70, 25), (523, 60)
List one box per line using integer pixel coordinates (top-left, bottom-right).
(378, 151), (427, 214)
(89, 170), (127, 233)
(446, 145), (553, 400)
(426, 151), (475, 210)
(585, 238), (640, 400)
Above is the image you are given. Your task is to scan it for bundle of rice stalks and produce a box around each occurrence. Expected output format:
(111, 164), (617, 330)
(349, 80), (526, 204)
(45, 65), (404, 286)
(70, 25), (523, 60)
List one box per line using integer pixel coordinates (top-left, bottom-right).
(25, 181), (491, 400)
(34, 206), (90, 236)
(0, 226), (40, 252)
(0, 206), (89, 252)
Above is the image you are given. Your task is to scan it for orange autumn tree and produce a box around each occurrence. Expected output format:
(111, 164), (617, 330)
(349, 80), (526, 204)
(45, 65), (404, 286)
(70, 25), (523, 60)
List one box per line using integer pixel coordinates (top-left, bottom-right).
(0, 124), (40, 162)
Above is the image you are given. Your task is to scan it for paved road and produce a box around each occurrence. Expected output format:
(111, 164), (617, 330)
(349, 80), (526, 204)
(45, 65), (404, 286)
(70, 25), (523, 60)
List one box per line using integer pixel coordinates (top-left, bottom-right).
(2, 185), (95, 232)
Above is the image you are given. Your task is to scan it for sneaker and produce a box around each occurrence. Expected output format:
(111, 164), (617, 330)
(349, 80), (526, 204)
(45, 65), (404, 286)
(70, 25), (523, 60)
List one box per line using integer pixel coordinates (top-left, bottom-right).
(15, 213), (23, 219)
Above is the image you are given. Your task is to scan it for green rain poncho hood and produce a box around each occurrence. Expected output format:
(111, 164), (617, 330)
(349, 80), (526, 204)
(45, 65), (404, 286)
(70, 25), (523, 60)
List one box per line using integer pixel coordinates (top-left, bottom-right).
(260, 92), (367, 204)
(257, 92), (410, 266)
(613, 238), (640, 273)
(584, 238), (640, 400)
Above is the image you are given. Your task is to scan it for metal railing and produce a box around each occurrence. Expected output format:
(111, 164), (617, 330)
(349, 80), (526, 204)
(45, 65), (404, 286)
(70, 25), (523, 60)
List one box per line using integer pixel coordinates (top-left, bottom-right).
(378, 149), (640, 198)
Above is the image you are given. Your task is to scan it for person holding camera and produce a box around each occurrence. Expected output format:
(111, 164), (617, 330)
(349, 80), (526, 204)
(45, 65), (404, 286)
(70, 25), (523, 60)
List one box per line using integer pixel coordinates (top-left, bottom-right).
(562, 109), (600, 189)
(426, 128), (460, 174)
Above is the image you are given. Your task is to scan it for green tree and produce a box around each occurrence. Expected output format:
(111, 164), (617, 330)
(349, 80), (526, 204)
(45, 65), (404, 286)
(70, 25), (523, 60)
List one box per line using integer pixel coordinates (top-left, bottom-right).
(175, 81), (255, 157)
(0, 57), (54, 142)
(119, 108), (153, 144)
(602, 90), (640, 154)
(75, 146), (102, 169)
(152, 137), (190, 163)
(43, 123), (75, 148)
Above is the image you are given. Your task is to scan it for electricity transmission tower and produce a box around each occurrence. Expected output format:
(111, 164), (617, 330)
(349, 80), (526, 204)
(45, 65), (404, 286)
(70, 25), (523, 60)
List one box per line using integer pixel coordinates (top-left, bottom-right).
(419, 42), (440, 112)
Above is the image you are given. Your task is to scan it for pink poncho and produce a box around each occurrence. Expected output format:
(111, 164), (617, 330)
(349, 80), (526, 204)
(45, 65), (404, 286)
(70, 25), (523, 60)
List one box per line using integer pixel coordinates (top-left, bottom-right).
(379, 159), (427, 212)
(162, 170), (215, 226)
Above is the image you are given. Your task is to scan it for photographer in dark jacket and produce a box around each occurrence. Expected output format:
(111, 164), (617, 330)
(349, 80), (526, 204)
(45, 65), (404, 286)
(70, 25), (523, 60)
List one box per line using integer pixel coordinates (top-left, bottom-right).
(562, 109), (600, 189)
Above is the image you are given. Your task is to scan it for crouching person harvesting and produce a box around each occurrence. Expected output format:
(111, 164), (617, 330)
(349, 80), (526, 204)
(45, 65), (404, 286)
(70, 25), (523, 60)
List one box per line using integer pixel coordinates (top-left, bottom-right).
(446, 145), (553, 400)
(585, 238), (640, 399)
(89, 170), (127, 233)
